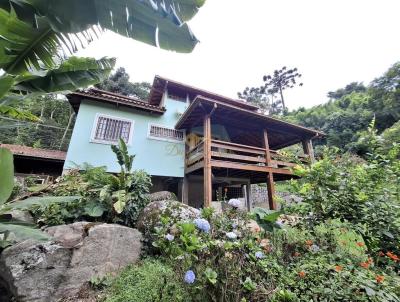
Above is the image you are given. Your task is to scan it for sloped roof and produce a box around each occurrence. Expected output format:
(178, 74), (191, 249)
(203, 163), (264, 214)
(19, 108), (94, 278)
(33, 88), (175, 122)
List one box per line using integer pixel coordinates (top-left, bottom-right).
(148, 75), (259, 111)
(1, 144), (66, 161)
(175, 96), (324, 149)
(67, 88), (166, 114)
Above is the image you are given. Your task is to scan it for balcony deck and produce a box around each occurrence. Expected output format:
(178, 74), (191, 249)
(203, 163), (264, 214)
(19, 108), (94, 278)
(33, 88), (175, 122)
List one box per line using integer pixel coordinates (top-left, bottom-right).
(185, 139), (308, 182)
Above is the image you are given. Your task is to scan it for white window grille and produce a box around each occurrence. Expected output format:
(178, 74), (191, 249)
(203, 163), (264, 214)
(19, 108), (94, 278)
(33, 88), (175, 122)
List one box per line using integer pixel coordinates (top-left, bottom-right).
(91, 114), (133, 144)
(148, 124), (184, 142)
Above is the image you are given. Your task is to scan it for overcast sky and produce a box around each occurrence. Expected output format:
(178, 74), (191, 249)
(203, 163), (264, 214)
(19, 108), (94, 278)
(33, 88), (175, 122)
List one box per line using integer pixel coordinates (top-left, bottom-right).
(78, 0), (400, 110)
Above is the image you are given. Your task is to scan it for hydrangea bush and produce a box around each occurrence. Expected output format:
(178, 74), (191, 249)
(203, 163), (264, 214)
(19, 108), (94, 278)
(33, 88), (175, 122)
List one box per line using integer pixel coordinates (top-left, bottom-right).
(148, 206), (400, 301)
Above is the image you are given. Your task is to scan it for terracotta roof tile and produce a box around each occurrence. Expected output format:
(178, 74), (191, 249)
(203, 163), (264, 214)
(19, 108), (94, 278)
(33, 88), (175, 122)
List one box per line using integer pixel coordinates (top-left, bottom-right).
(1, 144), (66, 161)
(68, 88), (166, 114)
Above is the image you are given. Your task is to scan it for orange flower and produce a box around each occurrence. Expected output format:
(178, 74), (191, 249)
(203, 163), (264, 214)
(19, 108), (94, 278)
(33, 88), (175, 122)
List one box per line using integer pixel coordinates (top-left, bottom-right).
(386, 252), (399, 261)
(360, 262), (370, 269)
(305, 240), (313, 246)
(334, 265), (343, 272)
(293, 252), (301, 257)
(224, 187), (228, 193)
(356, 242), (365, 247)
(378, 251), (385, 257)
(376, 275), (385, 283)
(298, 271), (306, 278)
(367, 257), (373, 265)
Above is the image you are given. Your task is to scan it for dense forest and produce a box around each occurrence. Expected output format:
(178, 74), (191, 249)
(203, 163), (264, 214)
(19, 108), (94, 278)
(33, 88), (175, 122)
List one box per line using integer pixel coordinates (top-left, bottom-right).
(0, 68), (151, 151)
(284, 62), (400, 155)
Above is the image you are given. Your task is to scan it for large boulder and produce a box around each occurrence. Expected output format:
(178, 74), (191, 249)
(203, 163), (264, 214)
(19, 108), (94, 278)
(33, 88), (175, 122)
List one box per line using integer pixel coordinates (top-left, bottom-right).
(137, 199), (200, 235)
(0, 223), (142, 302)
(148, 191), (177, 202)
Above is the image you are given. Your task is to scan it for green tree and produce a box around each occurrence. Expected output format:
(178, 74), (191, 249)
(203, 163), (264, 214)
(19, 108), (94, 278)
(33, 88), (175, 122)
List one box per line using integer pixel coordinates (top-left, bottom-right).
(327, 82), (366, 100)
(238, 66), (303, 114)
(95, 67), (152, 100)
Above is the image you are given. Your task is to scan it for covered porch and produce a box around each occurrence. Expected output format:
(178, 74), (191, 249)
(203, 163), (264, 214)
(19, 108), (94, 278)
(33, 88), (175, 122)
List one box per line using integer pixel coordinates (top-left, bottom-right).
(175, 96), (323, 210)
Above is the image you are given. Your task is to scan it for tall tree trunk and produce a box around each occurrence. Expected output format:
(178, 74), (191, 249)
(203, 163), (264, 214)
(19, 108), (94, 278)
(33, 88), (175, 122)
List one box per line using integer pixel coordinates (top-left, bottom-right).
(59, 109), (75, 150)
(36, 100), (45, 129)
(279, 86), (286, 112)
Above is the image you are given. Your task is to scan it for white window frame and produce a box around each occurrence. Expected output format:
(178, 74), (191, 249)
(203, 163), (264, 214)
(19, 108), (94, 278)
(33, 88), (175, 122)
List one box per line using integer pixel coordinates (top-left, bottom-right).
(147, 123), (185, 143)
(90, 113), (134, 146)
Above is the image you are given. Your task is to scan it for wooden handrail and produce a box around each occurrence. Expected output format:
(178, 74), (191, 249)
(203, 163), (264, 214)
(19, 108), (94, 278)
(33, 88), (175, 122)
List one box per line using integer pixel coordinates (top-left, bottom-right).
(212, 139), (265, 151)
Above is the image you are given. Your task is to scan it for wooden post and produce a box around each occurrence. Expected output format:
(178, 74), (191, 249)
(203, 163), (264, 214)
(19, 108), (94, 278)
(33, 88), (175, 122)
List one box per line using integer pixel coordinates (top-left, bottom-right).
(263, 129), (276, 210)
(246, 182), (252, 211)
(302, 139), (315, 163)
(203, 114), (212, 207)
(263, 129), (272, 166)
(266, 173), (276, 210)
(182, 176), (189, 204)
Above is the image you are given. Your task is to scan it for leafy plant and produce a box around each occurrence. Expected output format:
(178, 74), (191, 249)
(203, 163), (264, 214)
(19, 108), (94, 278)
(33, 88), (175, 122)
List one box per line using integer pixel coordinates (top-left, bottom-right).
(251, 207), (282, 232)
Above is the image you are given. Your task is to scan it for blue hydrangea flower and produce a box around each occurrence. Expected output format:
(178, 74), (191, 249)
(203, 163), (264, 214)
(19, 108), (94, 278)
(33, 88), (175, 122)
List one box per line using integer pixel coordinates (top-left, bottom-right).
(194, 218), (211, 233)
(310, 244), (320, 252)
(228, 199), (241, 208)
(184, 270), (196, 284)
(165, 234), (174, 241)
(226, 232), (237, 240)
(255, 251), (265, 259)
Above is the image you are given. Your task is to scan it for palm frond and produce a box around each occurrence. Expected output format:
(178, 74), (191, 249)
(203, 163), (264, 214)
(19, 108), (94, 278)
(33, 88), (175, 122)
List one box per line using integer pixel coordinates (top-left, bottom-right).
(0, 104), (40, 121)
(3, 195), (80, 211)
(0, 7), (99, 75)
(4, 0), (205, 54)
(13, 56), (116, 93)
(0, 222), (50, 241)
(0, 147), (14, 205)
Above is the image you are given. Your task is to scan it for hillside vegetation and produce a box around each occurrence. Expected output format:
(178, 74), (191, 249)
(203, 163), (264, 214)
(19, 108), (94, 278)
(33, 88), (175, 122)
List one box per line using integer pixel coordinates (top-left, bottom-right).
(285, 62), (400, 154)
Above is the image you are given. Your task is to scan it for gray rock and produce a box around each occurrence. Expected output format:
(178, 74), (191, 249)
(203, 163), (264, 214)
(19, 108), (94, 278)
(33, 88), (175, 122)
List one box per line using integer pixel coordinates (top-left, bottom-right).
(6, 210), (34, 224)
(46, 221), (90, 249)
(148, 191), (177, 202)
(0, 223), (143, 302)
(136, 199), (200, 234)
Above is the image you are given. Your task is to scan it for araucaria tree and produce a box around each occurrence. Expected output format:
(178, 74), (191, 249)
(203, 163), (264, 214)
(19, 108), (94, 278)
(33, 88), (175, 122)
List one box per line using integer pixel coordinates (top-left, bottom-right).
(238, 66), (303, 114)
(263, 66), (303, 112)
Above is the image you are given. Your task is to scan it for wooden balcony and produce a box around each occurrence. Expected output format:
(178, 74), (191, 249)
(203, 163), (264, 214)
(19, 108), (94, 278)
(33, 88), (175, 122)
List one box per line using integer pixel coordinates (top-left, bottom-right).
(185, 139), (309, 175)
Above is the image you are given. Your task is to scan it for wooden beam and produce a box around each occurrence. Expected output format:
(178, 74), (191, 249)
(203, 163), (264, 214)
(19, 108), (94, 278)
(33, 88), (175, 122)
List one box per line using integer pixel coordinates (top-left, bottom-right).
(267, 172), (276, 210)
(263, 129), (272, 166)
(211, 151), (264, 163)
(302, 139), (315, 163)
(204, 114), (212, 207)
(211, 160), (294, 175)
(186, 160), (204, 174)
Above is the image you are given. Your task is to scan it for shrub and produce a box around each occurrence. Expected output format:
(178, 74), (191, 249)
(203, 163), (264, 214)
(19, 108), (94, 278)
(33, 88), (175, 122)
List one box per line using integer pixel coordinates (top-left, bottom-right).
(291, 145), (400, 261)
(104, 260), (189, 302)
(31, 140), (152, 227)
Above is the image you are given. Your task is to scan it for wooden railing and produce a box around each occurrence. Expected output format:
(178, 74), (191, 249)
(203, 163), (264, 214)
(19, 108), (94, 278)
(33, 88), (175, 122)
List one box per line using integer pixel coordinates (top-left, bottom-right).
(185, 139), (308, 172)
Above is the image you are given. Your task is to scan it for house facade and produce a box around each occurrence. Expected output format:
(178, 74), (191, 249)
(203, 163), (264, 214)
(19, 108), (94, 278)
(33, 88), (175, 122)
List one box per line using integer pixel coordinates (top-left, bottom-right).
(65, 76), (323, 209)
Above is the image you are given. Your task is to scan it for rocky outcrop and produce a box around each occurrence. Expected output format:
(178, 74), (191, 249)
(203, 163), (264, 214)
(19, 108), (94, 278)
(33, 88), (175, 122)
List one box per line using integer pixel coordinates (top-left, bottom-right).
(148, 191), (177, 202)
(0, 222), (142, 302)
(137, 198), (200, 235)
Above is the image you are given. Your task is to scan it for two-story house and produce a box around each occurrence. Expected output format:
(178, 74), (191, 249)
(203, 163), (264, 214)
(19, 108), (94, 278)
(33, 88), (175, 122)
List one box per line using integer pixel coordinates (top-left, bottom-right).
(65, 75), (323, 210)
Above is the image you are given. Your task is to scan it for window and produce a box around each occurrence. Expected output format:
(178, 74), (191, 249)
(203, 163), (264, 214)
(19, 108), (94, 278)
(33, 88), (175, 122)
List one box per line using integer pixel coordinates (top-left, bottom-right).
(148, 124), (184, 142)
(91, 114), (134, 145)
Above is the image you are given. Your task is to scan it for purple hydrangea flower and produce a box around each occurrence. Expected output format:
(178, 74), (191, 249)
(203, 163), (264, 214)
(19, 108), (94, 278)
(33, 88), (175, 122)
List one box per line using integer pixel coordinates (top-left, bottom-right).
(255, 251), (265, 259)
(194, 218), (211, 233)
(228, 199), (241, 208)
(165, 234), (174, 241)
(226, 232), (237, 240)
(184, 270), (196, 284)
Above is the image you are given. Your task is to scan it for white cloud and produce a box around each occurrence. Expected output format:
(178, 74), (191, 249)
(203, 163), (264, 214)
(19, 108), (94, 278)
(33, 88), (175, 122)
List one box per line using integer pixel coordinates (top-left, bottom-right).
(78, 0), (400, 109)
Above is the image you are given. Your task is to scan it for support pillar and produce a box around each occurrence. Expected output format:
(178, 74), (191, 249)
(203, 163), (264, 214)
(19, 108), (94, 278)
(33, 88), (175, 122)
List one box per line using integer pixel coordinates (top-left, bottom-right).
(203, 114), (212, 207)
(302, 139), (315, 163)
(182, 176), (189, 204)
(263, 129), (277, 210)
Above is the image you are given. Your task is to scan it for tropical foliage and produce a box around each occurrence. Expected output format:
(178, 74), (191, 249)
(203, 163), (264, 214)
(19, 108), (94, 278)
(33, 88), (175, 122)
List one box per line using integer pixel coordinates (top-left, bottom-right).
(31, 139), (151, 227)
(285, 62), (400, 155)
